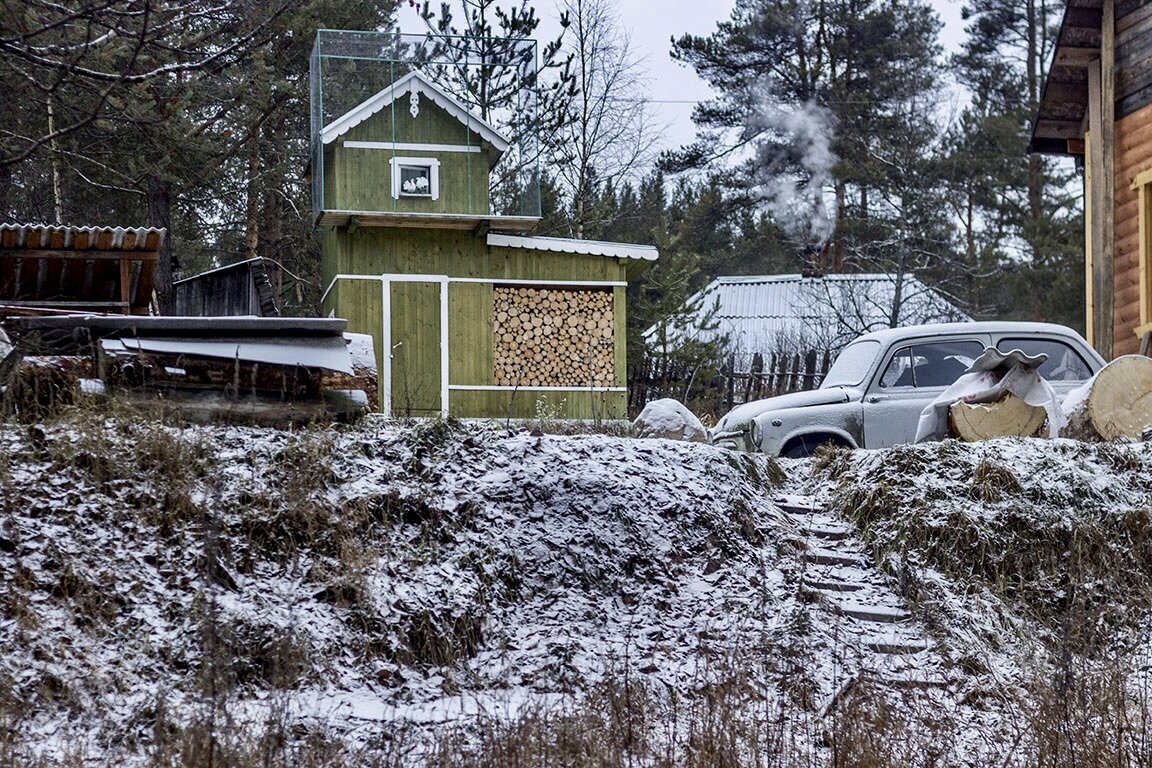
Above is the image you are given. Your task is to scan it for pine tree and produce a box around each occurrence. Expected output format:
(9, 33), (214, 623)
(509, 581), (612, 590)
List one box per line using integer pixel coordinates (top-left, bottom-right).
(668, 0), (945, 275)
(951, 0), (1083, 328)
(0, 0), (398, 312)
(414, 0), (574, 214)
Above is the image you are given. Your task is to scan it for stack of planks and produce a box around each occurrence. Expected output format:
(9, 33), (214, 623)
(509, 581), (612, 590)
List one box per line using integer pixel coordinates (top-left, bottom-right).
(493, 286), (614, 387)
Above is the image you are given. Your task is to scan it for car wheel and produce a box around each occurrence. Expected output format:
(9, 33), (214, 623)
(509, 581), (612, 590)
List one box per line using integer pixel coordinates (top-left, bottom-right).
(782, 435), (843, 459)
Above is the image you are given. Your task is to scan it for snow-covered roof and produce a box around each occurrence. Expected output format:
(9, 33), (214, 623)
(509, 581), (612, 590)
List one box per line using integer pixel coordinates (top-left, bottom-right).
(321, 69), (510, 153)
(487, 233), (659, 262)
(646, 273), (969, 360)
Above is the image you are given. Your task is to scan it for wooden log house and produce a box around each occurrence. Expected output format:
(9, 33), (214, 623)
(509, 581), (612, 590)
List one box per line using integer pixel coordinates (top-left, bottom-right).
(1032, 0), (1152, 359)
(312, 36), (657, 419)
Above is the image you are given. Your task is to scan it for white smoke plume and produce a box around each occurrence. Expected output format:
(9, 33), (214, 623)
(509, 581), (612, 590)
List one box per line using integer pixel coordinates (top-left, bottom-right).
(754, 95), (838, 248)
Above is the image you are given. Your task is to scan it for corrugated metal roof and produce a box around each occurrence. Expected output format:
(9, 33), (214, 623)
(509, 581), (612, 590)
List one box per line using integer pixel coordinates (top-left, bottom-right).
(0, 223), (165, 252)
(487, 233), (659, 262)
(646, 274), (969, 367)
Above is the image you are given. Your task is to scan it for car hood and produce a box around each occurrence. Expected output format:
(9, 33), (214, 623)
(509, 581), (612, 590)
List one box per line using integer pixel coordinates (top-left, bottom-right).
(712, 387), (860, 433)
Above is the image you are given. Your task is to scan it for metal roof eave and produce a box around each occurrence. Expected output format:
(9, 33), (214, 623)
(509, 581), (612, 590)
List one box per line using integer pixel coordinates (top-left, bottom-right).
(486, 233), (659, 263)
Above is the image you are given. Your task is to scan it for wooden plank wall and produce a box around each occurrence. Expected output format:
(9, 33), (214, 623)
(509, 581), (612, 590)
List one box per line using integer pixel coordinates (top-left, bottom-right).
(321, 228), (631, 419)
(174, 268), (259, 317)
(390, 281), (443, 416)
(451, 389), (624, 421)
(327, 228), (626, 284)
(1113, 101), (1152, 355)
(323, 104), (492, 216)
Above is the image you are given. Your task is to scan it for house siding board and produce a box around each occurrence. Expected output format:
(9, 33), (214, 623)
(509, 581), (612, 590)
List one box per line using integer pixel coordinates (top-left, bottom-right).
(322, 104), (492, 216)
(390, 281), (442, 415)
(1112, 101), (1152, 355)
(328, 228), (626, 283)
(613, 285), (627, 388)
(448, 281), (494, 387)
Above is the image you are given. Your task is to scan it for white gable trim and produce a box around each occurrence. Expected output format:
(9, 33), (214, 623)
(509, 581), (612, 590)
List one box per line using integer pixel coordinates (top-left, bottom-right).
(487, 233), (659, 263)
(321, 70), (510, 153)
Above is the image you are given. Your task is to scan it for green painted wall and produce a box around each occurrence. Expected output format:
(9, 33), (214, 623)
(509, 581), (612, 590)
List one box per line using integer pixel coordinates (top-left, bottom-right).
(451, 389), (626, 421)
(390, 281), (443, 416)
(321, 100), (494, 215)
(320, 228), (633, 420)
(325, 228), (626, 283)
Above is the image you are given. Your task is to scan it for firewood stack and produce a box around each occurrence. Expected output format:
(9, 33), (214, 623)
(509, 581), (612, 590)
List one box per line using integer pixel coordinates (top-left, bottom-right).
(493, 286), (615, 387)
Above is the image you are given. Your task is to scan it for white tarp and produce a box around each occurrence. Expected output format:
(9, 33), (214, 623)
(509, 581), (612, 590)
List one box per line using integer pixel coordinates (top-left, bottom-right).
(101, 336), (354, 374)
(915, 348), (1065, 442)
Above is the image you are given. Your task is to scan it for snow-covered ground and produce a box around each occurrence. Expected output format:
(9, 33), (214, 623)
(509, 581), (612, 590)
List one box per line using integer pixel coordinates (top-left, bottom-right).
(3, 416), (1152, 764)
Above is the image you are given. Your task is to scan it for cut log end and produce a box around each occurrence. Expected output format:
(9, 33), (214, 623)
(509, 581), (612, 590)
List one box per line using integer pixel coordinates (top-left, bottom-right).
(1064, 355), (1152, 441)
(949, 394), (1047, 442)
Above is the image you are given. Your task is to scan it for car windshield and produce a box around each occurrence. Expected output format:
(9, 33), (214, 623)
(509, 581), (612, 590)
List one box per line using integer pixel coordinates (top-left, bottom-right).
(822, 340), (880, 388)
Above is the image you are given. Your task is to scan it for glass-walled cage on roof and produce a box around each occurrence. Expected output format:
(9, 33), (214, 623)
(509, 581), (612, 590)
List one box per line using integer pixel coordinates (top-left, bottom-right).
(309, 29), (542, 226)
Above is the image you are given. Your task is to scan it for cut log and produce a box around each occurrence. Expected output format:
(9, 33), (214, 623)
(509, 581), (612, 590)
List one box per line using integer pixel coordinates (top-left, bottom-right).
(949, 394), (1047, 441)
(1063, 355), (1152, 441)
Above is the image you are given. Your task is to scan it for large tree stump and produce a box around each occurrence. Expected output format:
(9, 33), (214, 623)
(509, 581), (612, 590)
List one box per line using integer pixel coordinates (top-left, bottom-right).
(1063, 355), (1152, 441)
(949, 394), (1047, 442)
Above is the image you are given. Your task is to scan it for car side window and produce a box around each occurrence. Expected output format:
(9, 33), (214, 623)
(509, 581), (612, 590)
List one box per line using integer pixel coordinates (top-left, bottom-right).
(879, 340), (983, 389)
(999, 338), (1094, 381)
(879, 348), (914, 387)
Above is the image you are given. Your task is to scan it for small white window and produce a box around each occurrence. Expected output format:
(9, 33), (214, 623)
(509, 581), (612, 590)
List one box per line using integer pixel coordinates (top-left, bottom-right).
(390, 157), (440, 200)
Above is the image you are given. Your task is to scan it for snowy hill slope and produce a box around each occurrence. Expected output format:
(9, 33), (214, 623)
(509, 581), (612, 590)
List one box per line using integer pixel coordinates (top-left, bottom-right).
(3, 416), (1152, 765)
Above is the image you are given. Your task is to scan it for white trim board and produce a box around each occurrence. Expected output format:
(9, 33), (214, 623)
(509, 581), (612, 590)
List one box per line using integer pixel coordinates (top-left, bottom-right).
(450, 385), (626, 393)
(321, 273), (624, 305)
(344, 140), (482, 154)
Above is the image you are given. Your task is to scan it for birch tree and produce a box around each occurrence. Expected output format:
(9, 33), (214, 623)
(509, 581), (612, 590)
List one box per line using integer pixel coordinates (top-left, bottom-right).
(551, 0), (657, 240)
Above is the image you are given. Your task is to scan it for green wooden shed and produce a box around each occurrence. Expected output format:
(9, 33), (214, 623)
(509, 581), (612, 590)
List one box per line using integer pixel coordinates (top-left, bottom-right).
(315, 64), (657, 420)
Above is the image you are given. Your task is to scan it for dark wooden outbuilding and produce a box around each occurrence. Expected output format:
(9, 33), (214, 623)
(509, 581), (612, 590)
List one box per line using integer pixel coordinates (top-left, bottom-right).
(174, 258), (280, 317)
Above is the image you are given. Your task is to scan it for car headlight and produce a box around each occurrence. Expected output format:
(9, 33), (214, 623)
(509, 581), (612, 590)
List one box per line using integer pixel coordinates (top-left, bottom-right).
(748, 419), (761, 449)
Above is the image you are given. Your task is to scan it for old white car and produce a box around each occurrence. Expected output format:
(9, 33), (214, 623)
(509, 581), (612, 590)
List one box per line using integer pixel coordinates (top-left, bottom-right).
(710, 322), (1105, 456)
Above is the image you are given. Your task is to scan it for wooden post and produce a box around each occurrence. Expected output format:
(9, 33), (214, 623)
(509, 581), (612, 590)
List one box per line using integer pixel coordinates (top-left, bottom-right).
(119, 257), (131, 314)
(1088, 1), (1116, 360)
(1103, 0), (1116, 360)
(751, 352), (764, 400)
(771, 353), (783, 394)
(725, 354), (735, 411)
(803, 350), (817, 391)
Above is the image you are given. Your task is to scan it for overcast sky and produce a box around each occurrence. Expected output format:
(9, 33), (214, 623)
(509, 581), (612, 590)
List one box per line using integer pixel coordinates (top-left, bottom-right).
(605, 0), (969, 153)
(396, 1), (971, 155)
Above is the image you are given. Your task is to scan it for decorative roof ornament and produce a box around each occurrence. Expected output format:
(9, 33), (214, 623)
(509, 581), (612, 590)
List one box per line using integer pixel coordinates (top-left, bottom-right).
(320, 70), (509, 153)
(409, 90), (420, 118)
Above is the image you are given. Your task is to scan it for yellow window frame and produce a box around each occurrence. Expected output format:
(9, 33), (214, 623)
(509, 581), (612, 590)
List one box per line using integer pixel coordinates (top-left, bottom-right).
(1133, 168), (1152, 338)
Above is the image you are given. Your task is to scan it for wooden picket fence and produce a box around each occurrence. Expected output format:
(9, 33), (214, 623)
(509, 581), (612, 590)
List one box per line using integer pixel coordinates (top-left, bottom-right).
(628, 349), (833, 418)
